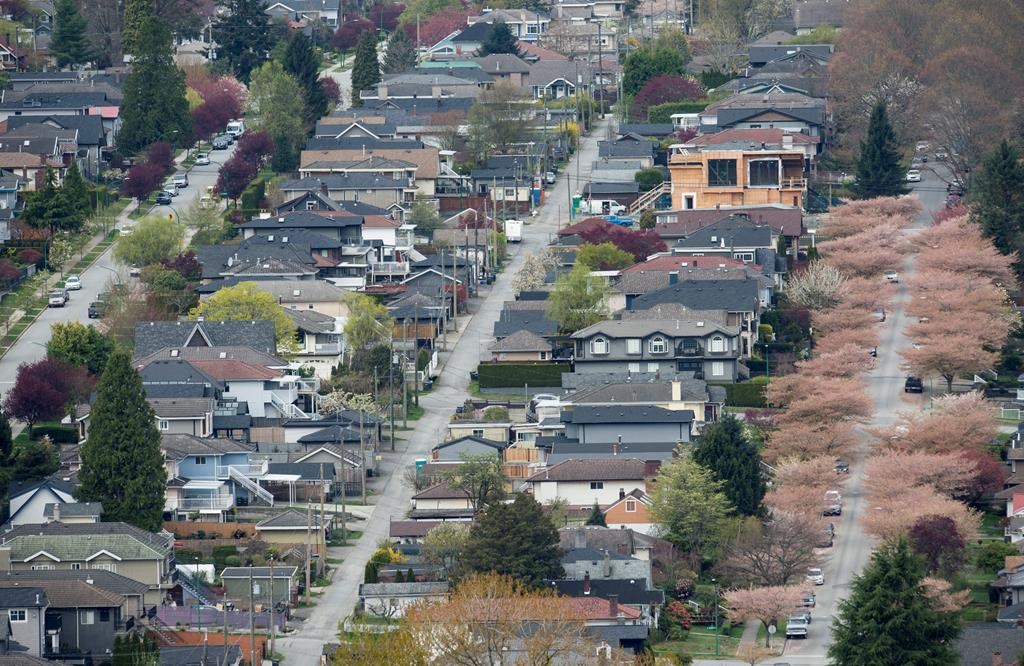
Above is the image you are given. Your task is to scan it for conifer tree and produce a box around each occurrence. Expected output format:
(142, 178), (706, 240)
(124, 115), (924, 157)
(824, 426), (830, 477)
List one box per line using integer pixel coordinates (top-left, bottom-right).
(462, 493), (563, 586)
(478, 21), (521, 57)
(77, 347), (166, 531)
(382, 28), (417, 74)
(51, 0), (93, 67)
(120, 0), (150, 57)
(585, 501), (606, 526)
(351, 30), (381, 108)
(692, 414), (766, 516)
(62, 163), (91, 217)
(282, 32), (328, 126)
(211, 0), (276, 84)
(853, 101), (908, 199)
(829, 539), (961, 665)
(972, 139), (1024, 261)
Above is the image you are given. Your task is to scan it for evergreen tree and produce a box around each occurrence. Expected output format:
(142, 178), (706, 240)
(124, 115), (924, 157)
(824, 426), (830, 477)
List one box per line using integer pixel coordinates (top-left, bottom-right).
(77, 347), (166, 531)
(50, 0), (92, 67)
(478, 21), (522, 57)
(0, 410), (12, 465)
(462, 493), (563, 586)
(585, 501), (606, 526)
(829, 539), (961, 665)
(351, 30), (381, 108)
(853, 101), (908, 199)
(120, 0), (151, 57)
(282, 32), (328, 126)
(381, 28), (417, 74)
(118, 17), (192, 155)
(248, 61), (306, 175)
(62, 163), (91, 216)
(21, 169), (79, 235)
(692, 414), (766, 516)
(972, 139), (1024, 261)
(211, 0), (277, 84)
(112, 634), (159, 666)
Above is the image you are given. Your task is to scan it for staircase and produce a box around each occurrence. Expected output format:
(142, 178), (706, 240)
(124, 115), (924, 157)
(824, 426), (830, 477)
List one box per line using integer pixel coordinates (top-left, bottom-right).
(143, 614), (179, 645)
(227, 466), (274, 506)
(178, 573), (216, 607)
(628, 182), (670, 215)
(270, 392), (308, 419)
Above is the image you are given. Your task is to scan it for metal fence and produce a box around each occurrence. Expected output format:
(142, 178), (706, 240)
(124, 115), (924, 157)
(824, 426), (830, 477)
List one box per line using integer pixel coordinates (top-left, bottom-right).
(156, 605), (286, 630)
(999, 407), (1023, 422)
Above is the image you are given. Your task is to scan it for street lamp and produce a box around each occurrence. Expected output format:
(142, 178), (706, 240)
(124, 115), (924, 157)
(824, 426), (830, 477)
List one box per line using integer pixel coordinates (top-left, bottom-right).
(712, 577), (719, 657)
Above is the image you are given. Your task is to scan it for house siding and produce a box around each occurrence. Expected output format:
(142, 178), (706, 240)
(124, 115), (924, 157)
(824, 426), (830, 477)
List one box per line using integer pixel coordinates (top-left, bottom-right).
(2, 605), (45, 656)
(531, 480), (649, 506)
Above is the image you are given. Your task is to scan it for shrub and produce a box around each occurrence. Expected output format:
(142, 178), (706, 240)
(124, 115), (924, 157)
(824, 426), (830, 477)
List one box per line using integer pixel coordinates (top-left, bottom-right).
(0, 259), (20, 282)
(364, 561), (379, 583)
(224, 555), (241, 567)
(32, 425), (77, 444)
(715, 382), (767, 407)
(482, 406), (509, 422)
(476, 362), (570, 388)
(647, 99), (711, 124)
(16, 248), (42, 265)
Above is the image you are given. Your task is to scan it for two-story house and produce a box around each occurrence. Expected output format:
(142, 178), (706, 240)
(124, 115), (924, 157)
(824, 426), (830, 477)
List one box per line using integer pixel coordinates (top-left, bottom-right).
(524, 458), (656, 509)
(571, 319), (742, 382)
(560, 405), (694, 446)
(567, 379), (725, 428)
(161, 434), (267, 520)
(468, 9), (549, 41)
(0, 586), (47, 656)
(668, 142), (807, 211)
(0, 522), (175, 604)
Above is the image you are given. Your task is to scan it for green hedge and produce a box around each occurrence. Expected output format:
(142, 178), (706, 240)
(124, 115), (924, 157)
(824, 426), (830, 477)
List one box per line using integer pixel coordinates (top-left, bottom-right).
(477, 362), (570, 388)
(648, 99), (711, 124)
(238, 175), (271, 220)
(33, 425), (78, 444)
(713, 382), (767, 408)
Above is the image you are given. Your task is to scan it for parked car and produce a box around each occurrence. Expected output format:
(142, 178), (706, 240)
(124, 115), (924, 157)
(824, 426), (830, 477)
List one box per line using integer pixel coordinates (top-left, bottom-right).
(64, 274), (82, 290)
(906, 169), (922, 182)
(48, 288), (68, 307)
(791, 609), (812, 625)
(823, 489), (842, 516)
(935, 150), (949, 160)
(806, 568), (825, 585)
(212, 136), (231, 150)
(194, 153), (211, 166)
(801, 593), (816, 608)
(88, 300), (106, 318)
(915, 141), (930, 151)
(834, 460), (849, 474)
(172, 173), (189, 188)
(785, 616), (809, 639)
(155, 191), (173, 205)
(818, 523), (835, 548)
(545, 171), (556, 184)
(884, 270), (899, 283)
(904, 376), (924, 393)
(129, 265), (142, 277)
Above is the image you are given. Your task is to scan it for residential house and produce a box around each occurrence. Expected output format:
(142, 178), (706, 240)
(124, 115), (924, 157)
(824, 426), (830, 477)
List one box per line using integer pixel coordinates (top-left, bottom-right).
(0, 569), (149, 621)
(472, 54), (531, 86)
(133, 321), (277, 359)
(791, 0), (850, 34)
(567, 378), (726, 428)
(699, 91), (826, 140)
(617, 123), (675, 138)
(747, 43), (832, 68)
(559, 547), (653, 586)
(489, 329), (553, 362)
(667, 143), (807, 210)
(427, 22), (492, 58)
(571, 319), (742, 382)
(264, 0), (340, 26)
(468, 9), (549, 41)
(591, 159), (649, 185)
(560, 405), (694, 445)
(0, 38), (25, 71)
(299, 146), (457, 198)
(281, 174), (414, 212)
(0, 587), (47, 656)
(42, 502), (102, 525)
(671, 214), (783, 275)
(956, 622), (1024, 666)
(0, 522), (175, 604)
(524, 458), (655, 508)
(5, 476), (75, 528)
(684, 127), (819, 163)
(244, 279), (350, 318)
(628, 279), (763, 355)
(360, 74), (483, 103)
(548, 576), (664, 626)
(581, 182), (640, 208)
(6, 115), (107, 178)
(653, 205), (803, 247)
(493, 308), (558, 340)
(993, 556), (1024, 610)
(286, 309), (343, 377)
(220, 567), (299, 609)
(389, 520), (444, 544)
(160, 645), (243, 666)
(254, 511), (329, 556)
(544, 439), (677, 465)
(410, 481), (474, 513)
(161, 434), (261, 520)
(597, 140), (656, 168)
(446, 419), (512, 443)
(431, 435), (507, 462)
(540, 23), (616, 62)
(602, 489), (655, 534)
(558, 526), (675, 566)
(527, 60), (592, 99)
(358, 582), (450, 619)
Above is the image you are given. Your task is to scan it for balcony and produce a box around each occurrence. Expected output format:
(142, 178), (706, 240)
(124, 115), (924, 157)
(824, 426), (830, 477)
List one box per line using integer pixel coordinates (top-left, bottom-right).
(313, 342), (342, 354)
(216, 462), (266, 479)
(370, 261), (410, 275)
(677, 344), (705, 357)
(166, 495), (235, 511)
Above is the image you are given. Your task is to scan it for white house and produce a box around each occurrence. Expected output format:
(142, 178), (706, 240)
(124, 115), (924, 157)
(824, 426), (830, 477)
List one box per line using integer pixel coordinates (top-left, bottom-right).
(359, 582), (450, 618)
(524, 459), (653, 508)
(5, 477), (75, 527)
(410, 481), (474, 511)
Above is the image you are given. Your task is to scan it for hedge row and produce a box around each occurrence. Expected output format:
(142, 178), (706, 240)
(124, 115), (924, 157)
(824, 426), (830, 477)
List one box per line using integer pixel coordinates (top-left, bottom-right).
(648, 99), (711, 124)
(714, 382), (767, 408)
(33, 425), (78, 444)
(477, 362), (570, 388)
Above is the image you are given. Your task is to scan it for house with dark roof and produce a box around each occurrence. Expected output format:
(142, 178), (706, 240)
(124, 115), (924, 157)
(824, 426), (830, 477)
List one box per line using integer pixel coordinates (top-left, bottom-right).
(160, 434), (260, 520)
(0, 569), (149, 619)
(493, 308), (558, 339)
(581, 181), (641, 208)
(547, 576), (664, 625)
(281, 173), (413, 212)
(220, 566), (300, 609)
(0, 587), (47, 656)
(700, 90), (826, 139)
(524, 458), (657, 508)
(236, 211), (364, 243)
(559, 526), (675, 568)
(655, 205), (803, 243)
(389, 519), (445, 543)
(571, 318), (742, 382)
(527, 60), (592, 100)
(561, 404), (693, 447)
(431, 435), (507, 463)
(254, 509), (331, 554)
(559, 546), (653, 586)
(411, 480), (473, 513)
(41, 502), (101, 524)
(545, 439), (678, 466)
(956, 622), (1024, 666)
(264, 0), (340, 26)
(5, 476), (75, 527)
(567, 378), (725, 428)
(133, 320), (277, 359)
(489, 329), (553, 362)
(5, 114), (107, 177)
(160, 645), (243, 666)
(597, 140), (655, 167)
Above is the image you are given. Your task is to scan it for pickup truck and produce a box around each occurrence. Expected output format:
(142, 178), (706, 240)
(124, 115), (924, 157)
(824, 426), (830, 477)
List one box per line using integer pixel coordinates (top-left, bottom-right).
(785, 616), (809, 639)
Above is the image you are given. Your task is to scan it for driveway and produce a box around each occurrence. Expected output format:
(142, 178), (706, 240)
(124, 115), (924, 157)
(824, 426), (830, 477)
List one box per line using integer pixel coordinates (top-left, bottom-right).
(275, 118), (613, 666)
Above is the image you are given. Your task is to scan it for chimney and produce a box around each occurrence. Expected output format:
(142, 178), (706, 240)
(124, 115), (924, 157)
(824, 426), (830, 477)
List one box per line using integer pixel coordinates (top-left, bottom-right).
(992, 654), (1004, 666)
(669, 271), (678, 285)
(603, 549), (612, 577)
(643, 460), (660, 478)
(86, 578), (94, 585)
(613, 436), (621, 455)
(432, 85), (442, 98)
(671, 380), (681, 401)
(52, 504), (60, 522)
(320, 180), (328, 197)
(583, 572), (591, 595)
(608, 595), (619, 618)
(573, 528), (586, 550)
(377, 83), (388, 100)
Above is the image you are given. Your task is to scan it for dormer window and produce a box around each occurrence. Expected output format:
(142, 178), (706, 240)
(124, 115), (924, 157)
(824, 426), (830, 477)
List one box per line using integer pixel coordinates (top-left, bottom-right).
(590, 337), (609, 355)
(710, 336), (727, 353)
(649, 336), (667, 354)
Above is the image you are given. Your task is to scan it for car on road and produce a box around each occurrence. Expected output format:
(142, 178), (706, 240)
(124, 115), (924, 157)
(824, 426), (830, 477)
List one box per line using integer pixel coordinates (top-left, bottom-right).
(935, 150), (949, 159)
(791, 608), (812, 625)
(801, 592), (816, 608)
(88, 300), (106, 318)
(545, 171), (556, 184)
(818, 522), (835, 548)
(64, 274), (81, 290)
(906, 169), (922, 182)
(916, 141), (930, 151)
(48, 288), (68, 307)
(172, 173), (189, 188)
(212, 136), (231, 150)
(834, 460), (849, 474)
(807, 568), (825, 585)
(905, 376), (924, 393)
(194, 153), (211, 166)
(155, 191), (173, 205)
(884, 270), (899, 283)
(785, 616), (809, 639)
(129, 265), (142, 277)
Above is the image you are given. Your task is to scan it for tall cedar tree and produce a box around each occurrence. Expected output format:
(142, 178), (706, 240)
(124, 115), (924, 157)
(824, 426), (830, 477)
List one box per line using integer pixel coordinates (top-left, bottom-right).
(50, 0), (92, 67)
(120, 0), (150, 56)
(461, 493), (563, 587)
(972, 140), (1024, 263)
(829, 539), (961, 665)
(478, 21), (521, 57)
(0, 410), (11, 463)
(118, 17), (192, 155)
(20, 168), (78, 235)
(77, 347), (167, 531)
(692, 414), (766, 516)
(382, 28), (417, 74)
(211, 0), (277, 84)
(351, 30), (380, 107)
(62, 163), (91, 215)
(853, 102), (908, 199)
(282, 32), (328, 126)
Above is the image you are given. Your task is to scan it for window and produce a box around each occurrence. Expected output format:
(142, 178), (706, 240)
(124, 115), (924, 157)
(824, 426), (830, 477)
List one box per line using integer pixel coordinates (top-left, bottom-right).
(649, 336), (667, 354)
(539, 351), (547, 360)
(9, 610), (26, 622)
(626, 338), (642, 355)
(472, 429), (485, 438)
(627, 362), (641, 373)
(31, 565), (54, 571)
(81, 611), (95, 625)
(504, 188), (516, 198)
(712, 362), (725, 377)
(590, 338), (609, 355)
(736, 252), (754, 262)
(195, 456), (207, 465)
(707, 159), (737, 186)
(625, 499), (637, 513)
(305, 200), (317, 211)
(159, 420), (169, 431)
(91, 563), (116, 572)
(590, 481), (604, 489)
(99, 610), (110, 623)
(709, 336), (727, 353)
(647, 363), (660, 372)
(748, 159), (781, 187)
(71, 563), (82, 570)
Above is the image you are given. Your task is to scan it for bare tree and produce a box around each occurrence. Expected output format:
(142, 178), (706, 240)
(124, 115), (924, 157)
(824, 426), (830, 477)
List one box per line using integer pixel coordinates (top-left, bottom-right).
(718, 513), (822, 586)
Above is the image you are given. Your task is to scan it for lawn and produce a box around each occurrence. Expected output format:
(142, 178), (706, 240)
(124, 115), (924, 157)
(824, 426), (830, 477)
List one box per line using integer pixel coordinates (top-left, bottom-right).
(406, 403), (425, 420)
(653, 625), (744, 660)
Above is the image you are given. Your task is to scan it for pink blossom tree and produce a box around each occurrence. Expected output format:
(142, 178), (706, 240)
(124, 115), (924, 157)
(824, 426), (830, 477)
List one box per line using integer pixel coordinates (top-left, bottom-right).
(724, 586), (808, 646)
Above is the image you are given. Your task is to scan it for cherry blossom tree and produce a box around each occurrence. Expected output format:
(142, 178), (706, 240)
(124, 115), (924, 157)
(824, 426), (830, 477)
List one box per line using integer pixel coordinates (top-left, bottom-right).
(765, 421), (860, 463)
(902, 336), (999, 393)
(812, 326), (880, 355)
(796, 344), (875, 378)
(860, 485), (980, 542)
(785, 262), (848, 310)
(921, 576), (971, 612)
(877, 392), (997, 453)
(725, 585), (808, 646)
(863, 451), (977, 501)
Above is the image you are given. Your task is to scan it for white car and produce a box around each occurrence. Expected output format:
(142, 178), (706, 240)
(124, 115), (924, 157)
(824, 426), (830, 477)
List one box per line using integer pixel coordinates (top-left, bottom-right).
(935, 150), (949, 160)
(194, 153), (211, 166)
(806, 568), (825, 585)
(915, 141), (930, 151)
(906, 170), (922, 182)
(884, 270), (899, 283)
(64, 274), (82, 290)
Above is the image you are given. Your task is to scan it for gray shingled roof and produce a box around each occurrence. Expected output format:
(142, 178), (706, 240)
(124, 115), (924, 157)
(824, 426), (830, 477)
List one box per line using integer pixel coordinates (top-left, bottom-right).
(43, 502), (102, 518)
(0, 587), (47, 607)
(494, 310), (558, 338)
(133, 321), (277, 358)
(564, 405), (694, 424)
(526, 458), (650, 482)
(149, 398), (215, 418)
(360, 581), (450, 596)
(0, 580), (124, 608)
(256, 510), (326, 529)
(630, 279), (761, 313)
(1, 522), (172, 561)
(0, 569), (150, 596)
(161, 434), (254, 459)
(674, 215), (774, 250)
(490, 329), (552, 352)
(956, 622), (1024, 666)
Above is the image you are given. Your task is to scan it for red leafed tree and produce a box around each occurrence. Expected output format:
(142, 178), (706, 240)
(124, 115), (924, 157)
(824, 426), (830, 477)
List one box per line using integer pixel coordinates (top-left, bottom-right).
(146, 142), (174, 173)
(161, 251), (202, 280)
(192, 89), (244, 140)
(578, 225), (667, 262)
(333, 16), (375, 51)
(217, 156), (258, 201)
(321, 76), (341, 104)
(410, 7), (472, 47)
(122, 163), (164, 201)
(0, 259), (20, 282)
(959, 450), (1006, 505)
(4, 359), (92, 434)
(16, 248), (42, 265)
(631, 75), (704, 121)
(724, 586), (807, 646)
(665, 601), (692, 629)
(236, 131), (275, 168)
(909, 515), (966, 576)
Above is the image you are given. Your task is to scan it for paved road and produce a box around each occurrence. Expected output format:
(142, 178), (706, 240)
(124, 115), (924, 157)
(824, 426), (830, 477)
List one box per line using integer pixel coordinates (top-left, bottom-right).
(275, 118), (611, 666)
(0, 152), (229, 396)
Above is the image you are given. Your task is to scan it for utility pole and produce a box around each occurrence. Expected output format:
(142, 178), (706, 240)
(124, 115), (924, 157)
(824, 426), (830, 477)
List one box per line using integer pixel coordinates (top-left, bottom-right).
(221, 600), (228, 666)
(388, 345), (395, 452)
(360, 410), (367, 503)
(248, 566), (256, 666)
(340, 426), (348, 545)
(268, 556), (275, 659)
(439, 249), (447, 350)
(304, 501), (312, 605)
(318, 465), (325, 577)
(597, 23), (605, 118)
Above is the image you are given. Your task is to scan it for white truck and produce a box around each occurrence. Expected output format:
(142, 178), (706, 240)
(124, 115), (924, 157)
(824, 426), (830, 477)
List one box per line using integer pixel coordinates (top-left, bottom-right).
(580, 199), (626, 215)
(226, 119), (245, 138)
(506, 219), (523, 243)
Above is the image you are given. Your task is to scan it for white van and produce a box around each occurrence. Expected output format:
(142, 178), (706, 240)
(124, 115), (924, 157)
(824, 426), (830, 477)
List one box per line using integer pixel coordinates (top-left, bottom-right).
(226, 119), (245, 137)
